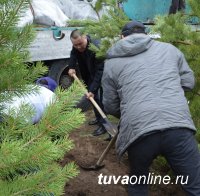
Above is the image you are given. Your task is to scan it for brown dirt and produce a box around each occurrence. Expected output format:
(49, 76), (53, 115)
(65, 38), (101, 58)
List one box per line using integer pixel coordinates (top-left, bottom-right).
(61, 110), (184, 196)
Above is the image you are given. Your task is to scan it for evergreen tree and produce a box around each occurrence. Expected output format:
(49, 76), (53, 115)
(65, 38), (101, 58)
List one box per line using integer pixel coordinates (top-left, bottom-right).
(0, 0), (85, 195)
(151, 0), (200, 143)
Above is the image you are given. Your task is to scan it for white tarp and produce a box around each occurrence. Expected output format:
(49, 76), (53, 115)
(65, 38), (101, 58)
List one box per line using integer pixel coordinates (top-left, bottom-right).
(18, 0), (69, 27)
(18, 0), (107, 27)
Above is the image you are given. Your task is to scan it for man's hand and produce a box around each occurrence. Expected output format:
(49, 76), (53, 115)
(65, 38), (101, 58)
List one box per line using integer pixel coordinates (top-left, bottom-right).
(68, 69), (76, 77)
(86, 92), (94, 99)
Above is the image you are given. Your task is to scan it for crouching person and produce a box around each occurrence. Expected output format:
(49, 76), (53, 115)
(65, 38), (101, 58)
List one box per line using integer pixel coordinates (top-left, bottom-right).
(102, 20), (200, 195)
(2, 76), (57, 124)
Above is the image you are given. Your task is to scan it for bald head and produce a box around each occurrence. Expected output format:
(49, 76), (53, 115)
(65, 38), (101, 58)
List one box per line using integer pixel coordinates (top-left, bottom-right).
(70, 29), (88, 52)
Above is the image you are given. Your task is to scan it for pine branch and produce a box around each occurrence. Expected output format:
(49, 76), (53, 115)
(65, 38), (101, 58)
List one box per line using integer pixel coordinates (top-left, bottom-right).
(0, 0), (26, 43)
(22, 132), (46, 148)
(173, 40), (193, 45)
(89, 3), (101, 21)
(0, 0), (86, 194)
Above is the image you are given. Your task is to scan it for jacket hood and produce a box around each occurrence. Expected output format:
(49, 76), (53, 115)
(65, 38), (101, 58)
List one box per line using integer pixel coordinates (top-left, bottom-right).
(107, 34), (153, 59)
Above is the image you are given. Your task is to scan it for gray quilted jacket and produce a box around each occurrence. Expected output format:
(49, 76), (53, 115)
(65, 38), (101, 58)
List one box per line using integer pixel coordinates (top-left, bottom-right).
(102, 33), (196, 157)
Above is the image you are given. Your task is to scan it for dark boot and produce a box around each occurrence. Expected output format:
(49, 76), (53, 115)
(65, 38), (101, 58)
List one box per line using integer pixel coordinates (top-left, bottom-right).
(92, 126), (106, 136)
(104, 134), (112, 141)
(88, 119), (99, 125)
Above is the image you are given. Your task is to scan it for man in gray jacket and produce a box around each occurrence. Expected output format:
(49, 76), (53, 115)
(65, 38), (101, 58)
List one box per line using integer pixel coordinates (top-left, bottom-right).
(102, 20), (200, 195)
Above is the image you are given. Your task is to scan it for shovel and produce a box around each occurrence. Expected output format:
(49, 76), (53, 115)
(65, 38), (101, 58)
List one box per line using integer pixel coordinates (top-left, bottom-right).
(72, 74), (117, 137)
(72, 73), (118, 170)
(80, 133), (118, 171)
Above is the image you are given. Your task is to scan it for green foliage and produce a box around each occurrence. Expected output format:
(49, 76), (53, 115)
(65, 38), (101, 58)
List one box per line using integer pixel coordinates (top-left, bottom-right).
(0, 162), (79, 195)
(152, 156), (171, 174)
(151, 13), (192, 43)
(0, 0), (86, 194)
(0, 0), (47, 98)
(188, 0), (200, 18)
(0, 82), (85, 195)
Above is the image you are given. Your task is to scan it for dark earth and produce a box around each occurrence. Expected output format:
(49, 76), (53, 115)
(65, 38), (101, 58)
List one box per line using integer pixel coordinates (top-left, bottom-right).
(61, 110), (184, 196)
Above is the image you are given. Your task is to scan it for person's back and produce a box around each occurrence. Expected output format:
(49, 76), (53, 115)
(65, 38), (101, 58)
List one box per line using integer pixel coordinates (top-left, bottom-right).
(2, 77), (57, 124)
(102, 20), (200, 196)
(103, 33), (195, 156)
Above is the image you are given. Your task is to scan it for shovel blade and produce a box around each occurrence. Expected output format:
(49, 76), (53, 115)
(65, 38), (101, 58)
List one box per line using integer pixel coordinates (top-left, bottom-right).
(102, 120), (118, 137)
(79, 163), (105, 171)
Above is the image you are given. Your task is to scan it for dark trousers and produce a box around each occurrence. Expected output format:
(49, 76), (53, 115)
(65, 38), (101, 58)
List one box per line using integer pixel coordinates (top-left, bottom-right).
(93, 87), (106, 125)
(169, 0), (185, 14)
(127, 128), (200, 196)
(77, 87), (105, 126)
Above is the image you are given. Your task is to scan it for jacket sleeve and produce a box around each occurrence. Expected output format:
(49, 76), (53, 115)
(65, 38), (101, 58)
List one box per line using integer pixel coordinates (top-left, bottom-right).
(88, 58), (104, 93)
(177, 50), (195, 91)
(68, 48), (77, 70)
(101, 63), (120, 118)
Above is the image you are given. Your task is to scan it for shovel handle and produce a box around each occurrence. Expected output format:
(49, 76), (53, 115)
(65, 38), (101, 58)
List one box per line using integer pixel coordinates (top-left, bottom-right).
(72, 74), (106, 118)
(96, 133), (118, 166)
(72, 73), (119, 167)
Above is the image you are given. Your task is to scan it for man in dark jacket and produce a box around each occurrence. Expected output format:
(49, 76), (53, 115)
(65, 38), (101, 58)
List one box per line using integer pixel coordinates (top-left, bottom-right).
(68, 29), (106, 137)
(102, 20), (200, 195)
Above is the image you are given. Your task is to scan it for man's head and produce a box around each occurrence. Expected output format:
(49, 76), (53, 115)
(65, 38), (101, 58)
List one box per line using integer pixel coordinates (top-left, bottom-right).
(70, 29), (88, 52)
(36, 77), (58, 92)
(121, 20), (146, 38)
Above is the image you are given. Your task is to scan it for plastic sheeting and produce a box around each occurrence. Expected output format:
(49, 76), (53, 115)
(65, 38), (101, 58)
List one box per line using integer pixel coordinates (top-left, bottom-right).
(18, 0), (69, 27)
(18, 0), (107, 27)
(2, 86), (55, 124)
